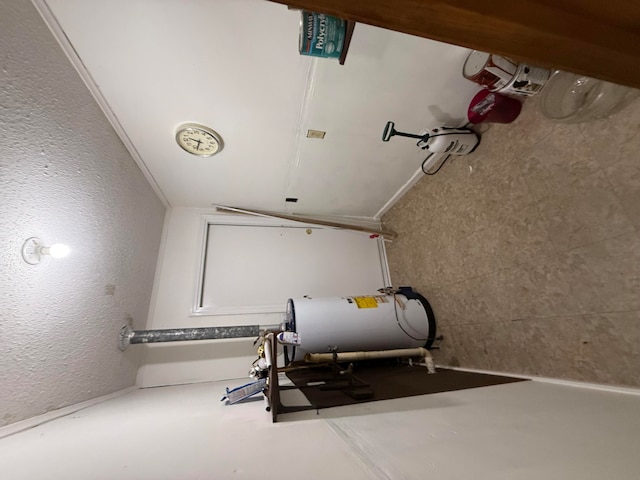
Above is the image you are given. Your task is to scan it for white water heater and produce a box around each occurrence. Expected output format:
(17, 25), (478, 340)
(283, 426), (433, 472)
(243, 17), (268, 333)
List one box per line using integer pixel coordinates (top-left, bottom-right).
(283, 287), (436, 364)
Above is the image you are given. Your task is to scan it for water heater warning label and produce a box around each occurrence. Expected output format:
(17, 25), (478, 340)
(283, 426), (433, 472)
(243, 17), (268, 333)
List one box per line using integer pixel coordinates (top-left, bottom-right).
(352, 296), (388, 308)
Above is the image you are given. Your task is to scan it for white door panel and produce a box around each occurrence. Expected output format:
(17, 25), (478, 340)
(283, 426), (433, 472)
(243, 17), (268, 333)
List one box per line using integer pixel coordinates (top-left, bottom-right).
(198, 223), (388, 315)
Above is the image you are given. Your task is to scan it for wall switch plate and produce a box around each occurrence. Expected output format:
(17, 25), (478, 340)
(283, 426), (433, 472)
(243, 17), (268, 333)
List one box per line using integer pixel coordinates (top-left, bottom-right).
(306, 129), (326, 139)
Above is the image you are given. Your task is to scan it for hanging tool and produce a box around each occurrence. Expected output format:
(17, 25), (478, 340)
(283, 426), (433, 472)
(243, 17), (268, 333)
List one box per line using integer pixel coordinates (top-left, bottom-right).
(382, 121), (480, 154)
(382, 121), (480, 175)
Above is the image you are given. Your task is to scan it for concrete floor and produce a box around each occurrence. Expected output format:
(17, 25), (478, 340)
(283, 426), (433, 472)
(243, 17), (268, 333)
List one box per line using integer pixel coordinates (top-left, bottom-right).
(383, 96), (640, 387)
(3, 380), (640, 479)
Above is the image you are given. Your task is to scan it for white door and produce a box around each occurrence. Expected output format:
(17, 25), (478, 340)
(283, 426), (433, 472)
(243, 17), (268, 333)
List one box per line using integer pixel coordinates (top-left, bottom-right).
(195, 219), (389, 315)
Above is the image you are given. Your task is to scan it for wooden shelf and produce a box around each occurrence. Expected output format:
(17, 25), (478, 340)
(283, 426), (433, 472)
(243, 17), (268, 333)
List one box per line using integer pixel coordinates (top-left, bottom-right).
(273, 0), (640, 89)
(339, 21), (356, 65)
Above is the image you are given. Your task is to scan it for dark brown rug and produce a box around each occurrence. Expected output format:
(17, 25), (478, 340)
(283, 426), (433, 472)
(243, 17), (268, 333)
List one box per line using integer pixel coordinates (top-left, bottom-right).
(286, 362), (527, 409)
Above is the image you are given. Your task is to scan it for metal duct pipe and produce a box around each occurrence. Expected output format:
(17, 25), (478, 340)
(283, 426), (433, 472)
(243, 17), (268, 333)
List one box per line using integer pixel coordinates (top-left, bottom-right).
(118, 324), (263, 350)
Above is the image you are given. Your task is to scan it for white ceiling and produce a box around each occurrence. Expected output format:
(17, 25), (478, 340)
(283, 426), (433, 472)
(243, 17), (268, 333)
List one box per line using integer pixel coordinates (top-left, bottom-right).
(42, 0), (479, 218)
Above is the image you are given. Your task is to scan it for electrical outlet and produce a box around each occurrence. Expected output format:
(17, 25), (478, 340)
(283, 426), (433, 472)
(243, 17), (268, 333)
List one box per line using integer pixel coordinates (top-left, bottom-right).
(306, 129), (326, 139)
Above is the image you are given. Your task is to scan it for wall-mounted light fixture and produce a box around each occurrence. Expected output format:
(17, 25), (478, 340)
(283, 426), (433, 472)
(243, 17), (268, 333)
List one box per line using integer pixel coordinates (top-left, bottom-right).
(21, 237), (70, 265)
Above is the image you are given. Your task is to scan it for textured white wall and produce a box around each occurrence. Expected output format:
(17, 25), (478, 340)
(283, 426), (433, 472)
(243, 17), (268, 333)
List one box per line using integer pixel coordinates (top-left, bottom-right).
(0, 1), (166, 427)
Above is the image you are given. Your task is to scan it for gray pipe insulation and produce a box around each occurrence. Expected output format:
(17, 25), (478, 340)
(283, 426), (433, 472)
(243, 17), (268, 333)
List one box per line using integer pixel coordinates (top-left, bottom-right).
(118, 324), (262, 350)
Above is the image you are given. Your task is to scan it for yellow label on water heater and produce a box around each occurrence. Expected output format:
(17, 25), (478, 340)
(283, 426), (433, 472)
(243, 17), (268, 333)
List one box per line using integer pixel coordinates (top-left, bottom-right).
(354, 296), (378, 308)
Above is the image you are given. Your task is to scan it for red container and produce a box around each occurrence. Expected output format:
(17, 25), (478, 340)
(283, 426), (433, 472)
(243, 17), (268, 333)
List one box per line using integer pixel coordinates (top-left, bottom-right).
(468, 89), (522, 124)
(463, 51), (518, 91)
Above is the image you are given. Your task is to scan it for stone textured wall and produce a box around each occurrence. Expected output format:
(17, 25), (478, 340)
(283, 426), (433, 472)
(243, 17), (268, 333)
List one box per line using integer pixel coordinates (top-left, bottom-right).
(384, 96), (640, 387)
(0, 1), (166, 426)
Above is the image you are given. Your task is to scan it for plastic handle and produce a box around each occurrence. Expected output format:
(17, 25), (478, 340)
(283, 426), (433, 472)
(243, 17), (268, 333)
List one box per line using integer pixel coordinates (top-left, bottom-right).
(382, 121), (395, 142)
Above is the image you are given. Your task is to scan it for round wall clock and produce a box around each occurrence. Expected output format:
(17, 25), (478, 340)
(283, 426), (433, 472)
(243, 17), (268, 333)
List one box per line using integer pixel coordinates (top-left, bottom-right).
(175, 123), (224, 157)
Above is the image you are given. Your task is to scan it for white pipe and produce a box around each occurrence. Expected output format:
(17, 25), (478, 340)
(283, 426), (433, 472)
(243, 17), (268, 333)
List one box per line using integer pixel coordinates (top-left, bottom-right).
(263, 335), (273, 368)
(304, 347), (436, 373)
(421, 351), (436, 374)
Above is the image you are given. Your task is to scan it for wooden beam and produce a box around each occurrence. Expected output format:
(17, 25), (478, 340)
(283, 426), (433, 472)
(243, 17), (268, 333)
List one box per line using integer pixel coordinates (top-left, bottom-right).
(270, 0), (640, 89)
(215, 205), (397, 239)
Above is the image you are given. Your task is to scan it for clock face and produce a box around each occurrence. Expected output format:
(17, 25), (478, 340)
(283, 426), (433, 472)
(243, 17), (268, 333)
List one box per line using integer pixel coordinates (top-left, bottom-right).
(175, 124), (223, 157)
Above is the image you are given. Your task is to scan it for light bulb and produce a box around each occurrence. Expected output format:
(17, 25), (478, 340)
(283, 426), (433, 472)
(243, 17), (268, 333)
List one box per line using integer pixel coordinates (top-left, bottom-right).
(48, 243), (71, 258)
(22, 238), (70, 264)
